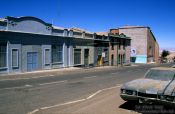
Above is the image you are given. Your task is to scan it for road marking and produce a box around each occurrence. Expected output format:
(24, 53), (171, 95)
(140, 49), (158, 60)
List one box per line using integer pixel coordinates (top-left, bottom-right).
(0, 85), (32, 91)
(0, 80), (67, 91)
(41, 99), (86, 110)
(111, 72), (118, 75)
(27, 109), (39, 114)
(39, 80), (67, 86)
(30, 75), (52, 79)
(86, 90), (102, 99)
(0, 78), (30, 81)
(84, 76), (97, 78)
(25, 84), (33, 87)
(116, 84), (122, 87)
(0, 75), (56, 81)
(27, 84), (121, 114)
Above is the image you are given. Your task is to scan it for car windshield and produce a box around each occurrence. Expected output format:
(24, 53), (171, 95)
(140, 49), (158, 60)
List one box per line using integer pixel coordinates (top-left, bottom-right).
(145, 69), (175, 81)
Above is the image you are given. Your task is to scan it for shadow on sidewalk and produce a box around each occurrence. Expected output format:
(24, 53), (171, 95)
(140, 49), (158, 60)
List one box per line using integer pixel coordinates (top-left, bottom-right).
(119, 101), (175, 114)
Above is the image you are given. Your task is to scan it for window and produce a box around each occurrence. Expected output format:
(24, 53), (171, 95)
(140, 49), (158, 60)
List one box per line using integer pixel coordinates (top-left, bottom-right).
(12, 49), (19, 68)
(111, 39), (114, 50)
(118, 54), (121, 64)
(0, 44), (7, 68)
(52, 45), (63, 63)
(123, 40), (126, 50)
(118, 40), (121, 50)
(111, 43), (114, 50)
(123, 54), (125, 63)
(44, 49), (50, 65)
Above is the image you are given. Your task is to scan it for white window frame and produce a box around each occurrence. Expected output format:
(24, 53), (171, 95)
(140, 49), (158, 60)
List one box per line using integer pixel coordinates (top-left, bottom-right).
(44, 48), (51, 66)
(11, 48), (19, 68)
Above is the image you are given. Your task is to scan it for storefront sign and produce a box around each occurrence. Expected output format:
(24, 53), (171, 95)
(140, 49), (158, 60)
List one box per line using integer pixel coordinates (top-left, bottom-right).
(102, 52), (105, 57)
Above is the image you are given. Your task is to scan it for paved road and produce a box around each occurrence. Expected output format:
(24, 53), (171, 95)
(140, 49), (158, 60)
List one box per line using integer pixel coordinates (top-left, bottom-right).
(39, 86), (175, 114)
(0, 63), (173, 114)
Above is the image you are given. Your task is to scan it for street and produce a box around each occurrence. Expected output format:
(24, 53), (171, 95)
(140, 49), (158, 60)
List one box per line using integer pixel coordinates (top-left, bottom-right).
(0, 63), (174, 114)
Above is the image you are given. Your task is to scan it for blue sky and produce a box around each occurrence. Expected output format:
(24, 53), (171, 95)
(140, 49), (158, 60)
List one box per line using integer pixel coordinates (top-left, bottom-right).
(1, 0), (175, 49)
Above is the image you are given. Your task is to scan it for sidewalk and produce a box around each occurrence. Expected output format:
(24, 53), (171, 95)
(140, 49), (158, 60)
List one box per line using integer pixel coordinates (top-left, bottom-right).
(0, 65), (133, 81)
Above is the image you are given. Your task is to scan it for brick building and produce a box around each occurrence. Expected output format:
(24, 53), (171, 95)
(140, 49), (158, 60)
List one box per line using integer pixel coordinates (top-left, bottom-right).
(117, 26), (159, 63)
(96, 31), (131, 66)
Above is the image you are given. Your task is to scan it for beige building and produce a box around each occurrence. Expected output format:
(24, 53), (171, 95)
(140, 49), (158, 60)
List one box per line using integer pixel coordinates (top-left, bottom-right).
(118, 26), (159, 63)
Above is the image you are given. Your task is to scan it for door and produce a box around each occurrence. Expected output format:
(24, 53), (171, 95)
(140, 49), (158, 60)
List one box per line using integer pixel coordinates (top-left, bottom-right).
(111, 54), (114, 66)
(27, 52), (38, 71)
(97, 55), (102, 66)
(84, 49), (89, 66)
(74, 49), (81, 65)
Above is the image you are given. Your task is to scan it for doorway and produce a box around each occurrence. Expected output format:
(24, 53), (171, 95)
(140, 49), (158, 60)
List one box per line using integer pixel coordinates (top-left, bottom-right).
(97, 55), (102, 66)
(27, 52), (38, 71)
(84, 49), (89, 67)
(111, 54), (114, 66)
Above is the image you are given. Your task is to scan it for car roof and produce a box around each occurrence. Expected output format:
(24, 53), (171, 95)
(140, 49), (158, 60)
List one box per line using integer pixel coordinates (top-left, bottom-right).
(151, 67), (175, 71)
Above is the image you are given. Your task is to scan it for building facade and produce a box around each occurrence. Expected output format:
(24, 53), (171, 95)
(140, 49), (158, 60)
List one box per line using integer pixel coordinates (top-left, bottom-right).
(96, 31), (131, 66)
(109, 33), (131, 66)
(0, 16), (131, 74)
(118, 26), (159, 63)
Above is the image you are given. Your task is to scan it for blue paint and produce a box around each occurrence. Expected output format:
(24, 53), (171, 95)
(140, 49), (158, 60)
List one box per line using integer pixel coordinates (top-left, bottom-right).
(135, 55), (147, 63)
(27, 52), (38, 71)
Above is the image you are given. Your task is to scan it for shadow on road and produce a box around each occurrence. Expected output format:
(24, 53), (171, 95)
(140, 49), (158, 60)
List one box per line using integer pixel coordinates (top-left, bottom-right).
(119, 101), (175, 114)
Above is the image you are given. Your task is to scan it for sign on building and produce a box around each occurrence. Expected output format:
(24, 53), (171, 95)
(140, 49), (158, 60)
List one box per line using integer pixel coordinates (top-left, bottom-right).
(131, 47), (137, 57)
(102, 52), (105, 57)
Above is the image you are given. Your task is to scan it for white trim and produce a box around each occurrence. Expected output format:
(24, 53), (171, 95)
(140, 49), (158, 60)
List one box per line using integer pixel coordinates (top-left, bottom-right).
(11, 48), (19, 68)
(69, 46), (71, 66)
(0, 30), (110, 41)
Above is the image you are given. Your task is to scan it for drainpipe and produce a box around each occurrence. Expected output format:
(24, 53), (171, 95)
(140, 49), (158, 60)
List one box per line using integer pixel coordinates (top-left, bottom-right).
(63, 43), (65, 68)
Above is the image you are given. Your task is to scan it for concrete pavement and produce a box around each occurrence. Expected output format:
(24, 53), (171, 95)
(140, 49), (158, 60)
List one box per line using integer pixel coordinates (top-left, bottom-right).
(34, 86), (175, 114)
(33, 86), (131, 114)
(0, 63), (174, 114)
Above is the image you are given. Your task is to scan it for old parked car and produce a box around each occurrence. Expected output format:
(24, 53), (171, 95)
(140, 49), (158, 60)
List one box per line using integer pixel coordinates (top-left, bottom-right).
(120, 67), (175, 105)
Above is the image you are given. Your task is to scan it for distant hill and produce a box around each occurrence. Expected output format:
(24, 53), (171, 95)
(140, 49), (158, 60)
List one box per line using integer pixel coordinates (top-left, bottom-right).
(160, 48), (175, 53)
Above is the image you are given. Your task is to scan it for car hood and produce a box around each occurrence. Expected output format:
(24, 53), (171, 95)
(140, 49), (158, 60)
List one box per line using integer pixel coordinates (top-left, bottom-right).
(122, 79), (170, 94)
(164, 80), (175, 96)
